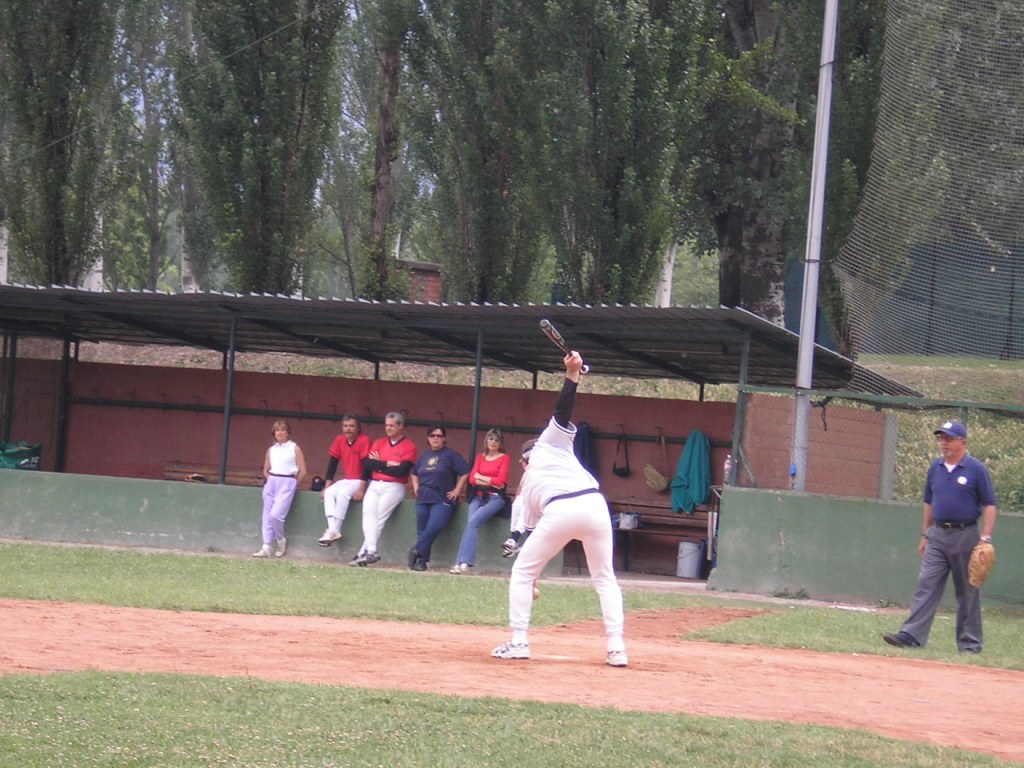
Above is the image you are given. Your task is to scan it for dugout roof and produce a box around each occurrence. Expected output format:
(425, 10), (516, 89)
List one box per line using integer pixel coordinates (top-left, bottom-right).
(0, 283), (918, 396)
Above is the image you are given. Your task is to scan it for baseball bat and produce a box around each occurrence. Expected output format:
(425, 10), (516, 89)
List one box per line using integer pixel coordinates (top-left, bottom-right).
(539, 318), (590, 374)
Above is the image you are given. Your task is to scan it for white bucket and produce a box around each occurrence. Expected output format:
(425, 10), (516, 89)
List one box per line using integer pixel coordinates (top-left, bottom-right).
(676, 541), (702, 579)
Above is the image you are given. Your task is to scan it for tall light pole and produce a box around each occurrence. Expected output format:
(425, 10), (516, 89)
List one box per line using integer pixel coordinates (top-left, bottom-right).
(791, 0), (839, 491)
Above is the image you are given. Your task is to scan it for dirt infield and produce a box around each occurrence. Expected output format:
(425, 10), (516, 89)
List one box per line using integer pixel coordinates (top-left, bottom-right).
(2, 598), (1023, 763)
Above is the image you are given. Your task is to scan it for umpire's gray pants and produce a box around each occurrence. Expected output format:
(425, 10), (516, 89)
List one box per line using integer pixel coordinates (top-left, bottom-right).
(901, 525), (982, 652)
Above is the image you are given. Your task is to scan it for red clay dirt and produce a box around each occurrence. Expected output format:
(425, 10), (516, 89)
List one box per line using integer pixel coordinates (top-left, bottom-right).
(2, 597), (1023, 763)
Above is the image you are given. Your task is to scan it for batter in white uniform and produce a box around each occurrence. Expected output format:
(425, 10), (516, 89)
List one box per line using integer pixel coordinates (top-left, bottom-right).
(492, 351), (627, 667)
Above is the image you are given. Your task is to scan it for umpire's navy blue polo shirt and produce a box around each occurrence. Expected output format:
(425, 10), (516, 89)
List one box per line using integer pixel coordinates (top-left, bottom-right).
(923, 454), (997, 522)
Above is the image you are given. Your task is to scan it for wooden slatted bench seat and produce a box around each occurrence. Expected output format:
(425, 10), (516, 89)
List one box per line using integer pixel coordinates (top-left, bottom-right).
(163, 461), (264, 487)
(607, 491), (720, 573)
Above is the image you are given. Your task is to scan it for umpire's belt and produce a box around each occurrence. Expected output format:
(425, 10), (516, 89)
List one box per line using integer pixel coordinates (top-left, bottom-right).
(545, 488), (602, 506)
(935, 519), (977, 530)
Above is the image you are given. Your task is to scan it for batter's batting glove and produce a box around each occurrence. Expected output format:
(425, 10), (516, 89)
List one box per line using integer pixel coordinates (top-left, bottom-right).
(502, 538), (520, 558)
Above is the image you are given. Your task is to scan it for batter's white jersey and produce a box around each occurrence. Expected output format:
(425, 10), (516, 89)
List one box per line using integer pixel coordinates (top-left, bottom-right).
(511, 416), (599, 532)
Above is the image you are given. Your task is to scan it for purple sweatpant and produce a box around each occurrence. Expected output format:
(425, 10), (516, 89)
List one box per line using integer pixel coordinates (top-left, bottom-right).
(261, 475), (297, 543)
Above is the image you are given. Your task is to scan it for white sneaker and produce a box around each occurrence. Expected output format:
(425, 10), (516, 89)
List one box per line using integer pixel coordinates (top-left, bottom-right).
(449, 563), (472, 575)
(318, 530), (342, 547)
(606, 650), (629, 668)
(252, 545), (272, 558)
(274, 538), (287, 557)
(492, 641), (530, 660)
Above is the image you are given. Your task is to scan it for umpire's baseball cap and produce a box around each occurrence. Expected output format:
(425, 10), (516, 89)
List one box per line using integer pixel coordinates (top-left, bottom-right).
(934, 420), (967, 439)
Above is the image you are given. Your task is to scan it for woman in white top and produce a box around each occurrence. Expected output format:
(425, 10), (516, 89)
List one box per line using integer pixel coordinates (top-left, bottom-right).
(253, 419), (307, 558)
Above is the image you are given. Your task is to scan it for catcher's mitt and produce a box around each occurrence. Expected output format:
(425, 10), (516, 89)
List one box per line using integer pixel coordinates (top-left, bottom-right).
(968, 540), (996, 587)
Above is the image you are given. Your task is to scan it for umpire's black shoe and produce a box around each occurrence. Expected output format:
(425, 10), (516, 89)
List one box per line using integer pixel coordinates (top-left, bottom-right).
(412, 557), (428, 572)
(407, 547), (421, 570)
(883, 631), (920, 648)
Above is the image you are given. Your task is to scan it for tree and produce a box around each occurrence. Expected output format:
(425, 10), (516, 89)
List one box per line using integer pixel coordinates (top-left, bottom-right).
(685, 0), (884, 336)
(0, 0), (121, 286)
(100, 0), (178, 291)
(359, 0), (418, 300)
(174, 0), (345, 295)
(530, 0), (700, 305)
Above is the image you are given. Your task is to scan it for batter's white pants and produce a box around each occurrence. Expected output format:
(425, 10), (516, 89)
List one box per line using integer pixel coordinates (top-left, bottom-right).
(508, 494), (624, 648)
(323, 478), (363, 534)
(359, 480), (407, 554)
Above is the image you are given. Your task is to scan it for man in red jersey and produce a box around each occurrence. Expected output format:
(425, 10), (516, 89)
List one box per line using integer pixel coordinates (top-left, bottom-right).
(350, 411), (418, 566)
(318, 414), (372, 547)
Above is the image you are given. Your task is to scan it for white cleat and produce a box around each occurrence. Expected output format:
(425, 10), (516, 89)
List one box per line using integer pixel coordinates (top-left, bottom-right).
(318, 530), (342, 547)
(252, 545), (272, 558)
(492, 641), (530, 660)
(606, 650), (629, 668)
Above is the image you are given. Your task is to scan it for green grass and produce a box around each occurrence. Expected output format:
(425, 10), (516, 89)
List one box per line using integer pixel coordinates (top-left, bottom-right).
(0, 672), (1003, 768)
(2, 541), (1022, 767)
(0, 542), (693, 624)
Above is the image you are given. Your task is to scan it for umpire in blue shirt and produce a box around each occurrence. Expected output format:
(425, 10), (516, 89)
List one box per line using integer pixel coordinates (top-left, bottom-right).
(884, 420), (997, 652)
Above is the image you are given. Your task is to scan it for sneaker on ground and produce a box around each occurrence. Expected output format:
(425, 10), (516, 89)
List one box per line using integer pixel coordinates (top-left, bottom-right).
(606, 650), (629, 668)
(274, 537), (287, 557)
(412, 557), (427, 572)
(318, 530), (342, 546)
(492, 641), (530, 660)
(449, 563), (472, 575)
(407, 547), (420, 569)
(349, 552), (367, 567)
(363, 551), (381, 565)
(252, 545), (272, 558)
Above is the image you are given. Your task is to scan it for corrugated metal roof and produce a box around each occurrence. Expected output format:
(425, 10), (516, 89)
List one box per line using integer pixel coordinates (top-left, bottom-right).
(0, 284), (919, 396)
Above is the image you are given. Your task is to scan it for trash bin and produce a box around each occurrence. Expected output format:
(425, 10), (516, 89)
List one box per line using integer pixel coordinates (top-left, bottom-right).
(0, 441), (42, 470)
(676, 541), (702, 579)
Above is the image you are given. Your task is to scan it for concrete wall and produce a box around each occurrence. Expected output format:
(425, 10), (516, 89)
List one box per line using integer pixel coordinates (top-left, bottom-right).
(710, 487), (1024, 607)
(0, 469), (540, 574)
(6, 474), (1021, 607)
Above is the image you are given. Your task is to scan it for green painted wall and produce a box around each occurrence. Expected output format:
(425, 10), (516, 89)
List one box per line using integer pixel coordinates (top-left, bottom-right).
(0, 470), (547, 574)
(4, 472), (1019, 604)
(711, 487), (1024, 607)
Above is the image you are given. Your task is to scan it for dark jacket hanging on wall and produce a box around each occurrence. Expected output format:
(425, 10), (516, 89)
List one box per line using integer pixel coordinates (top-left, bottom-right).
(574, 421), (599, 478)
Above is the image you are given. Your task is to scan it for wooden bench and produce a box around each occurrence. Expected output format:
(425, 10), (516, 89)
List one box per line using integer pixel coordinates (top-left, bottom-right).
(607, 489), (720, 573)
(163, 461), (264, 487)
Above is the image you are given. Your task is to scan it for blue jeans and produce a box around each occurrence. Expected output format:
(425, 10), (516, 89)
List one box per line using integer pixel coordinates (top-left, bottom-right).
(414, 501), (457, 561)
(454, 494), (507, 566)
